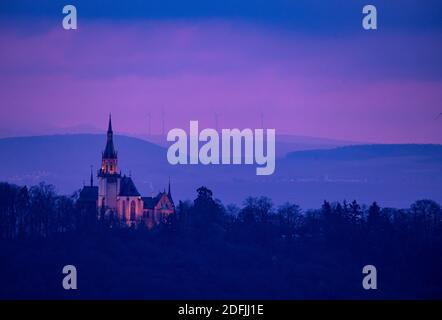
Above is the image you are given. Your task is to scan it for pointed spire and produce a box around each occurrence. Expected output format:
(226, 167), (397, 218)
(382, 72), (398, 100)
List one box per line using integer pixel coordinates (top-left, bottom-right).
(168, 177), (171, 196)
(90, 165), (94, 187)
(107, 113), (113, 133)
(103, 114), (117, 159)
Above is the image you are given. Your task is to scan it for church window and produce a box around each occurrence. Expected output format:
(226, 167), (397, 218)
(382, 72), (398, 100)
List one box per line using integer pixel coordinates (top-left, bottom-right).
(130, 201), (136, 221)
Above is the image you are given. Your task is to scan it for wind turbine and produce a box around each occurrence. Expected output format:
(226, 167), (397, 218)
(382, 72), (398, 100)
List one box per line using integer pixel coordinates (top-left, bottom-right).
(161, 106), (165, 136)
(147, 112), (151, 137)
(214, 112), (219, 132)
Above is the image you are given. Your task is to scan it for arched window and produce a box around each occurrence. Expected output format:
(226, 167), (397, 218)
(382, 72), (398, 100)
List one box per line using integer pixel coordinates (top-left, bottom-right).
(130, 201), (136, 221)
(122, 200), (126, 221)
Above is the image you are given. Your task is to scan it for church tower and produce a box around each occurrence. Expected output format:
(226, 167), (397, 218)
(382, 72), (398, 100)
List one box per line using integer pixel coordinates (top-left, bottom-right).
(98, 114), (121, 213)
(102, 114), (118, 174)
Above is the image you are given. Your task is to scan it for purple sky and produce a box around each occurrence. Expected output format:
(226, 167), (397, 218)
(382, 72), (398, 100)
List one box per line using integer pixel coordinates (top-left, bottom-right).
(1, 18), (441, 143)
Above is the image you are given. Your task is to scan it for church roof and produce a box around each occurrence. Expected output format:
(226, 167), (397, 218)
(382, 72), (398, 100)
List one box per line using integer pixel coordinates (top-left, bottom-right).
(79, 186), (98, 202)
(142, 191), (174, 209)
(119, 176), (141, 197)
(142, 196), (157, 209)
(142, 193), (162, 209)
(103, 114), (117, 159)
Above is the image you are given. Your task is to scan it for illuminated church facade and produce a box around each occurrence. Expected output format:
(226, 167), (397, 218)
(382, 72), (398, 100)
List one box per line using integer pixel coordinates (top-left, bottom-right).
(79, 115), (175, 228)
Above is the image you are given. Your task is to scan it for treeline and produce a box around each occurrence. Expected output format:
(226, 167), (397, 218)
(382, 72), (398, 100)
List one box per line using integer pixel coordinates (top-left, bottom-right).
(0, 182), (92, 239)
(1, 182), (442, 298)
(1, 182), (442, 251)
(172, 187), (442, 252)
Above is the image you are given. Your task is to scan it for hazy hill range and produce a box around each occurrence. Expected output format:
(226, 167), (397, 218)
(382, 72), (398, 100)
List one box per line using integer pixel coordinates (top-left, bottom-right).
(0, 134), (441, 208)
(0, 129), (358, 157)
(137, 133), (360, 157)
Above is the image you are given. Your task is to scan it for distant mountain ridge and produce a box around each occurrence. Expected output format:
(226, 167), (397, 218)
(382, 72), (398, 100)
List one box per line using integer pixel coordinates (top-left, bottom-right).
(287, 144), (442, 160)
(0, 134), (441, 208)
(0, 129), (361, 157)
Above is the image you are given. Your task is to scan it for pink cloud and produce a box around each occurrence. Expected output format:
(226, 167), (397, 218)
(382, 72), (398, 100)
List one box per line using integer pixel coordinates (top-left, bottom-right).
(0, 20), (441, 143)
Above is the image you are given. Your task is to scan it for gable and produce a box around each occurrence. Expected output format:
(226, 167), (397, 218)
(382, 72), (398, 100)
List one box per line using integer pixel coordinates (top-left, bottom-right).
(143, 192), (174, 210)
(154, 193), (174, 210)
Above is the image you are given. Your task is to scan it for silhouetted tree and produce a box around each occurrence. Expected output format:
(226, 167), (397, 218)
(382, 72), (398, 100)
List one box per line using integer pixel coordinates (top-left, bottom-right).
(28, 183), (56, 238)
(55, 195), (76, 233)
(277, 202), (302, 241)
(15, 186), (29, 238)
(189, 186), (225, 238)
(348, 200), (362, 225)
(0, 183), (20, 239)
(240, 196), (274, 224)
(367, 202), (381, 228)
(410, 199), (442, 245)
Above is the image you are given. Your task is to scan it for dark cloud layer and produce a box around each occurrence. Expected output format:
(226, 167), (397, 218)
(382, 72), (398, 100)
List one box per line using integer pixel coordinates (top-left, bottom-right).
(1, 0), (442, 33)
(0, 1), (441, 143)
